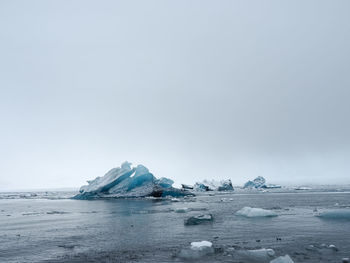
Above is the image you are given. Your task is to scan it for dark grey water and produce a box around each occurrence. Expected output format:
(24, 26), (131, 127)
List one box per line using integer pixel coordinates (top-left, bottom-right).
(0, 191), (350, 262)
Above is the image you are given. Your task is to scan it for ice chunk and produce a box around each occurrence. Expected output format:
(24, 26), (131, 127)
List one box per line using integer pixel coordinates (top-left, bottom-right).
(178, 241), (214, 259)
(74, 162), (193, 199)
(217, 179), (234, 191)
(193, 182), (211, 191)
(294, 186), (312, 190)
(243, 176), (266, 188)
(181, 184), (194, 190)
(190, 241), (212, 250)
(236, 207), (278, 217)
(317, 209), (350, 220)
(262, 184), (282, 189)
(185, 214), (214, 225)
(193, 179), (234, 191)
(270, 255), (294, 263)
(237, 248), (275, 262)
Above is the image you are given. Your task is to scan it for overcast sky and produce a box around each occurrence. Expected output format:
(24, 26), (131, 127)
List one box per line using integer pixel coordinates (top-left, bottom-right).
(0, 0), (349, 190)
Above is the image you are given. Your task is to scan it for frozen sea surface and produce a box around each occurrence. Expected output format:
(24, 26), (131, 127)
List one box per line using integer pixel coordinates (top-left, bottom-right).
(0, 189), (350, 262)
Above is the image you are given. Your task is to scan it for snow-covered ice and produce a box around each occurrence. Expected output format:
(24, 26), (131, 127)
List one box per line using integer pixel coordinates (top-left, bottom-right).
(236, 207), (278, 217)
(190, 241), (212, 250)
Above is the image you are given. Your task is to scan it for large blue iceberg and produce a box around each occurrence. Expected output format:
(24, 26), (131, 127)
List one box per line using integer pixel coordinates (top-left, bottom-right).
(74, 162), (194, 199)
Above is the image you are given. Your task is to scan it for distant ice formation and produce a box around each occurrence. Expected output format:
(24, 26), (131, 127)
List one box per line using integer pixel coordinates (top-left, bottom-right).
(185, 179), (234, 191)
(235, 207), (278, 217)
(74, 162), (193, 199)
(243, 176), (281, 189)
(294, 186), (312, 190)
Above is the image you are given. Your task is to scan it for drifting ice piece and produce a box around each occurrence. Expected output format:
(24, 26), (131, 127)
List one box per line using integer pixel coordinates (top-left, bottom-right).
(270, 255), (295, 263)
(190, 241), (213, 251)
(185, 214), (214, 225)
(178, 240), (214, 259)
(74, 162), (193, 199)
(317, 209), (350, 220)
(236, 207), (278, 217)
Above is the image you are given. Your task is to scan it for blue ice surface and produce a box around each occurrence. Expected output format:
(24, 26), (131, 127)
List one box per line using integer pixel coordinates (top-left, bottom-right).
(317, 209), (350, 220)
(156, 177), (174, 188)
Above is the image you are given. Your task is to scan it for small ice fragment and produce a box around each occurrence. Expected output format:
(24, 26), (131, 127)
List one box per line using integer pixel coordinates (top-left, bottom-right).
(270, 255), (294, 263)
(329, 244), (338, 251)
(185, 214), (214, 225)
(236, 207), (278, 217)
(342, 258), (349, 263)
(178, 240), (214, 259)
(190, 241), (212, 251)
(238, 248), (275, 262)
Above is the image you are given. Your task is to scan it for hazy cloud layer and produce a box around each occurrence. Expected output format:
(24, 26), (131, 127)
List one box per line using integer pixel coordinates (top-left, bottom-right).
(0, 0), (349, 190)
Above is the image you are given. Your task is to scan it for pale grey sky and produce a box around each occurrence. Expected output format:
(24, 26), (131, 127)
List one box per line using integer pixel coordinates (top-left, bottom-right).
(0, 0), (349, 190)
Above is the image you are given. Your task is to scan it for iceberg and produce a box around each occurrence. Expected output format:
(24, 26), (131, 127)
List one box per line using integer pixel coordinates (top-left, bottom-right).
(74, 162), (194, 199)
(243, 176), (266, 189)
(270, 255), (294, 263)
(191, 179), (234, 191)
(236, 207), (278, 217)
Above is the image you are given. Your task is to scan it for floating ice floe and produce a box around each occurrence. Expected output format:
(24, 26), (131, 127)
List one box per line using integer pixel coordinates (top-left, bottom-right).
(190, 241), (213, 250)
(316, 209), (350, 220)
(178, 240), (214, 259)
(185, 214), (214, 225)
(74, 162), (194, 199)
(270, 255), (294, 263)
(236, 207), (278, 217)
(237, 248), (275, 262)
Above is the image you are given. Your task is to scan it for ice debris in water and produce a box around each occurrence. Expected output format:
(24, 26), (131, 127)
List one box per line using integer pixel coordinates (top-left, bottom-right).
(178, 241), (214, 259)
(185, 214), (214, 225)
(270, 255), (294, 263)
(237, 248), (275, 262)
(236, 207), (278, 217)
(74, 162), (194, 199)
(190, 241), (212, 250)
(316, 209), (350, 220)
